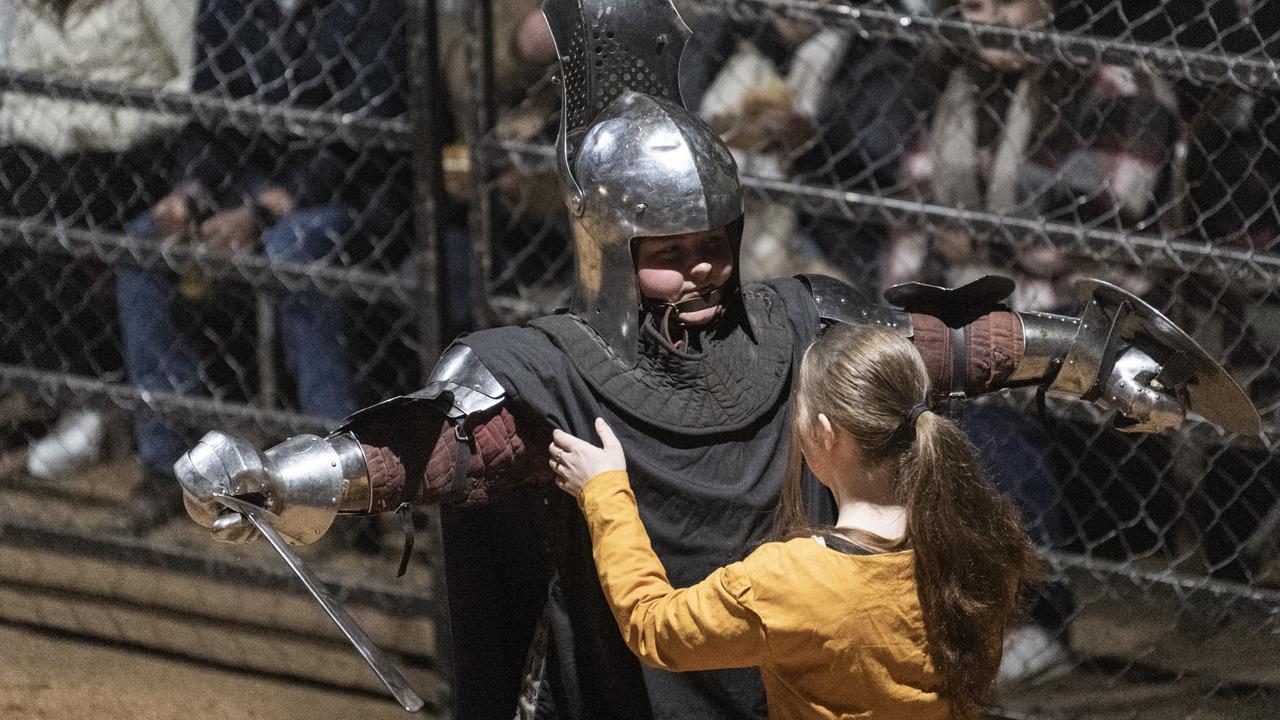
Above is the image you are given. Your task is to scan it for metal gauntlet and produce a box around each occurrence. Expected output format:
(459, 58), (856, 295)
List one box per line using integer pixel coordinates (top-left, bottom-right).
(1010, 280), (1260, 436)
(176, 430), (371, 545)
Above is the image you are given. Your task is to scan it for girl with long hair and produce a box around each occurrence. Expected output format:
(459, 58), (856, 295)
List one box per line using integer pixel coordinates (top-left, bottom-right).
(549, 323), (1040, 719)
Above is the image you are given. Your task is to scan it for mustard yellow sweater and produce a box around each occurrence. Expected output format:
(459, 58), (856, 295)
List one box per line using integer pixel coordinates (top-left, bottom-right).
(578, 470), (949, 720)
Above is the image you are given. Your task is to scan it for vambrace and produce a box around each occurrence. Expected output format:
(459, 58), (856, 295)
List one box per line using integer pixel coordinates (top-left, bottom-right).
(803, 269), (1258, 434)
(800, 273), (1024, 400)
(904, 278), (1260, 435)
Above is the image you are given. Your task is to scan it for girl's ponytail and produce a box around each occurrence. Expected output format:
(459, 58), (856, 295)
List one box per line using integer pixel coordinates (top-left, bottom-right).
(899, 409), (1039, 719)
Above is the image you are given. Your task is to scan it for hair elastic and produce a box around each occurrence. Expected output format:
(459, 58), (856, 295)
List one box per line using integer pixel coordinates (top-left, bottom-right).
(906, 403), (930, 428)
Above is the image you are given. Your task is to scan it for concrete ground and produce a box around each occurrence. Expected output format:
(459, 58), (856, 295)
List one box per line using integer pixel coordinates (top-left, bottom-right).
(0, 621), (418, 720)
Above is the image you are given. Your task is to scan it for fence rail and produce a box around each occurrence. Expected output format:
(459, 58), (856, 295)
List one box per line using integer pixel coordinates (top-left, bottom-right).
(2, 0), (1279, 718)
(720, 0), (1280, 88)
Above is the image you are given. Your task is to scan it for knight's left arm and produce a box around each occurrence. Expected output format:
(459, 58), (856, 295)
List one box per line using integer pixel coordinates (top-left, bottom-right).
(801, 275), (1261, 436)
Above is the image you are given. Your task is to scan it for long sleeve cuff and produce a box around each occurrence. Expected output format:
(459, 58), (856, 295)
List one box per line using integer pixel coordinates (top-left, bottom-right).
(577, 470), (632, 514)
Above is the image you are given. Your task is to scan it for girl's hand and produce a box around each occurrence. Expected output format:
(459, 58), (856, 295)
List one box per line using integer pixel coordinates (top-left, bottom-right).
(549, 418), (626, 498)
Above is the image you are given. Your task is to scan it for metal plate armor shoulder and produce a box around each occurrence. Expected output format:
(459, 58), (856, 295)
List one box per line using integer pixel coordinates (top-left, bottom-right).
(408, 343), (506, 422)
(798, 274), (913, 336)
(339, 343), (506, 429)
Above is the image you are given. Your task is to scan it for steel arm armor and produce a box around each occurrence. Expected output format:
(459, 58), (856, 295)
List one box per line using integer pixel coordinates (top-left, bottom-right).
(799, 274), (1260, 436)
(176, 343), (511, 544)
(177, 430), (372, 545)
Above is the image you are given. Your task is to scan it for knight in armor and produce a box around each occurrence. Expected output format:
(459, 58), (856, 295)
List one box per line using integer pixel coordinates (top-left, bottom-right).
(173, 2), (1259, 718)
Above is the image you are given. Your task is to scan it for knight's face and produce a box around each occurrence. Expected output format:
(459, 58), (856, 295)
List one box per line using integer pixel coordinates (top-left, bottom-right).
(959, 0), (1051, 71)
(634, 227), (734, 325)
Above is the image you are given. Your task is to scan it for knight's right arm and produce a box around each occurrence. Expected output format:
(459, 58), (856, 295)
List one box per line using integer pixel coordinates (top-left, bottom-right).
(176, 344), (554, 545)
(356, 400), (554, 512)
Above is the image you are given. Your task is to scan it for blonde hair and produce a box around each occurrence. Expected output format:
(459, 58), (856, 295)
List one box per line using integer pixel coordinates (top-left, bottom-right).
(777, 324), (1039, 719)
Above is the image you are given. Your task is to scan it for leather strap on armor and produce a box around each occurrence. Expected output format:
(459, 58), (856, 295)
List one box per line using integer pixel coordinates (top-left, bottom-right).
(450, 422), (475, 504)
(395, 502), (414, 578)
(948, 326), (969, 419)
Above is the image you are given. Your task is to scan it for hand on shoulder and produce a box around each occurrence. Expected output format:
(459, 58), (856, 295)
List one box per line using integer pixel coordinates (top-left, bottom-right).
(549, 418), (626, 498)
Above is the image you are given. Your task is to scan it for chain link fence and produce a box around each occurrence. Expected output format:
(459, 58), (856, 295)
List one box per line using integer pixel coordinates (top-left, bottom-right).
(465, 0), (1280, 717)
(0, 0), (451, 712)
(1, 0), (1279, 717)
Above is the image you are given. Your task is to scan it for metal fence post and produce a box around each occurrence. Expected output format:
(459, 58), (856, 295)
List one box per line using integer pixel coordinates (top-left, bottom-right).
(406, 0), (453, 714)
(407, 0), (445, 373)
(467, 0), (498, 330)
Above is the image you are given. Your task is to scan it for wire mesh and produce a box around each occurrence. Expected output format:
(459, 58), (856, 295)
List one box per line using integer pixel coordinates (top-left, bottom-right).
(2, 0), (1280, 717)
(464, 1), (1280, 717)
(0, 0), (446, 712)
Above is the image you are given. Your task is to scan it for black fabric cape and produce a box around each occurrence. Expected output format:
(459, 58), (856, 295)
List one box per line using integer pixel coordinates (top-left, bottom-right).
(443, 277), (833, 720)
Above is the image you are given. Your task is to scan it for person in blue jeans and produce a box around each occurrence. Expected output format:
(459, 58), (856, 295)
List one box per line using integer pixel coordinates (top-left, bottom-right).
(110, 0), (410, 533)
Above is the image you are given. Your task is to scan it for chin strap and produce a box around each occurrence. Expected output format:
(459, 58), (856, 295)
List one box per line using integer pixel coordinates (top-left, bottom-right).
(645, 287), (725, 344)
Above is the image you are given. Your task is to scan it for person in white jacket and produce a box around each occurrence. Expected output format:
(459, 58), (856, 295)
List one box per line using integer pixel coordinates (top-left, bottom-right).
(0, 0), (197, 482)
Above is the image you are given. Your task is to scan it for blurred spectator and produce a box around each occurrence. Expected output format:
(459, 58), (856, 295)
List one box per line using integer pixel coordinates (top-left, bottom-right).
(884, 2), (1178, 305)
(683, 4), (947, 289)
(1181, 0), (1280, 389)
(1181, 88), (1280, 409)
(110, 0), (410, 533)
(870, 0), (1178, 685)
(787, 36), (927, 290)
(0, 0), (193, 227)
(690, 13), (850, 281)
(1178, 0), (1280, 585)
(0, 0), (196, 478)
(440, 0), (568, 315)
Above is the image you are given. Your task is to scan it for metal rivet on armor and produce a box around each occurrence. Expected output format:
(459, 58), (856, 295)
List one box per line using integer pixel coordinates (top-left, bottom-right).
(656, 33), (667, 51)
(634, 203), (646, 215)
